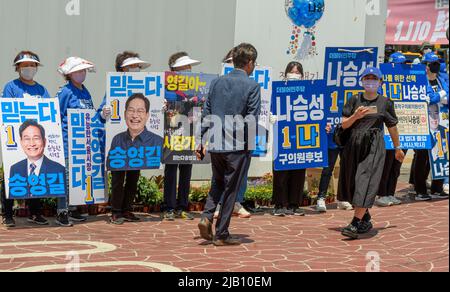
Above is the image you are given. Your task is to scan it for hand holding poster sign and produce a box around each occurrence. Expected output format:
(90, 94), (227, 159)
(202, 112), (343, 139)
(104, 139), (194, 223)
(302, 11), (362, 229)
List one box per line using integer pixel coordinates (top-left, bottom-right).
(105, 73), (165, 171)
(163, 72), (217, 164)
(222, 64), (272, 157)
(380, 63), (432, 150)
(68, 109), (107, 206)
(271, 80), (328, 171)
(0, 98), (66, 199)
(323, 47), (379, 149)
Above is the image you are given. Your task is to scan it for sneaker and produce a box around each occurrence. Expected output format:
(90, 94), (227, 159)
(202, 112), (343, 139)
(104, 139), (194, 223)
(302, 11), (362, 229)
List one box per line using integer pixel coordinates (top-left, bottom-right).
(341, 224), (359, 239)
(316, 198), (327, 213)
(69, 210), (87, 222)
(176, 210), (195, 220)
(123, 212), (140, 222)
(55, 212), (73, 227)
(163, 211), (176, 221)
(2, 217), (16, 228)
(273, 208), (286, 217)
(214, 204), (221, 219)
(415, 194), (432, 201)
(110, 214), (125, 225)
(27, 215), (49, 226)
(430, 192), (449, 200)
(444, 184), (449, 194)
(284, 208), (295, 216)
(358, 221), (373, 234)
(337, 201), (354, 210)
(233, 202), (251, 218)
(375, 196), (394, 207)
(291, 208), (306, 216)
(389, 196), (402, 205)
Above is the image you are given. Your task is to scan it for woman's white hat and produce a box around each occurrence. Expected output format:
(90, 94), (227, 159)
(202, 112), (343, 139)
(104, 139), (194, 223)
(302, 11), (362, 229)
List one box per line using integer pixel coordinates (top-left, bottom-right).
(58, 57), (95, 75)
(171, 55), (201, 69)
(121, 57), (151, 69)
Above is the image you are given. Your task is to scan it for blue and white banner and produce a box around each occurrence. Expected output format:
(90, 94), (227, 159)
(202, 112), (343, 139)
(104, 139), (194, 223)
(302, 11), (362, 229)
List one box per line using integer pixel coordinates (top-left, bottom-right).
(68, 109), (107, 206)
(222, 64), (272, 157)
(271, 80), (328, 171)
(105, 72), (165, 171)
(429, 102), (449, 180)
(380, 64), (432, 150)
(0, 98), (66, 199)
(323, 47), (379, 149)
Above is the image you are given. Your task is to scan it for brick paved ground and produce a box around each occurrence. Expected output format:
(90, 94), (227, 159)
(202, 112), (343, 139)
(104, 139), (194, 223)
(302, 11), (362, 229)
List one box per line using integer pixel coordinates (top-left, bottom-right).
(0, 182), (448, 272)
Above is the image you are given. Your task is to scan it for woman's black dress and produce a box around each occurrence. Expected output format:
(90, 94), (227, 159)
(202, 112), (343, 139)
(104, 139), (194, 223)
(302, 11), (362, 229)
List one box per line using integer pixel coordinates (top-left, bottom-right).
(337, 93), (398, 208)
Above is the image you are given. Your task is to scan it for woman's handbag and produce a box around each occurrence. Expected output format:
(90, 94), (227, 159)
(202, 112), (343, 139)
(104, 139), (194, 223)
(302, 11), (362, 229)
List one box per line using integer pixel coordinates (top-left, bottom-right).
(333, 124), (350, 147)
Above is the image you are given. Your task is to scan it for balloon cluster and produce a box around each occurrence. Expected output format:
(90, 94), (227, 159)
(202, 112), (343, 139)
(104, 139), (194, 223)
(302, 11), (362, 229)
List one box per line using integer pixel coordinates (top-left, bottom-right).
(287, 0), (324, 28)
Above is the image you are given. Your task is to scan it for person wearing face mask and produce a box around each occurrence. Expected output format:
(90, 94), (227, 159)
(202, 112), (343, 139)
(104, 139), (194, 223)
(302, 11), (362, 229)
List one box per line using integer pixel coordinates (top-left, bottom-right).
(270, 62), (307, 217)
(162, 52), (201, 222)
(1, 51), (51, 228)
(98, 51), (151, 123)
(411, 52), (449, 202)
(54, 57), (97, 227)
(339, 67), (404, 239)
(375, 52), (408, 208)
(98, 51), (151, 225)
(413, 42), (434, 65)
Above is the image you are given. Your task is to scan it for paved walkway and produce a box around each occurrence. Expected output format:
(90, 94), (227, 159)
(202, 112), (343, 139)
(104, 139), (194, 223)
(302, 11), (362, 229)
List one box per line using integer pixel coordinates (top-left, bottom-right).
(0, 184), (448, 272)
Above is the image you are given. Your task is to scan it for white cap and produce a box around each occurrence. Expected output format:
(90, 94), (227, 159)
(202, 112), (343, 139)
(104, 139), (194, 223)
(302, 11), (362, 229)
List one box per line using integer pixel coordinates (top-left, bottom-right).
(171, 55), (201, 69)
(58, 57), (95, 75)
(121, 57), (151, 69)
(14, 53), (42, 66)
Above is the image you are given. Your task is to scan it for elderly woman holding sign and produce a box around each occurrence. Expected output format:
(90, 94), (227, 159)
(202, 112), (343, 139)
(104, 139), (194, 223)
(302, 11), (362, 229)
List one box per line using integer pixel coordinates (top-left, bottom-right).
(55, 56), (97, 227)
(337, 67), (404, 239)
(1, 51), (51, 228)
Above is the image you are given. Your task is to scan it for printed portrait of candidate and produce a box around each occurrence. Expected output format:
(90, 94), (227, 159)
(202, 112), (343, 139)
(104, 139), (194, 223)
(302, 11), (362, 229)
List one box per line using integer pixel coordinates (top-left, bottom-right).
(107, 93), (163, 170)
(429, 104), (448, 161)
(9, 120), (66, 196)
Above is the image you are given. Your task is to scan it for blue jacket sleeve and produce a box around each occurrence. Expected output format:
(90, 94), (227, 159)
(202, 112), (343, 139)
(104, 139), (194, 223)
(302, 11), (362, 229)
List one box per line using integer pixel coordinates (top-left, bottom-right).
(97, 94), (107, 124)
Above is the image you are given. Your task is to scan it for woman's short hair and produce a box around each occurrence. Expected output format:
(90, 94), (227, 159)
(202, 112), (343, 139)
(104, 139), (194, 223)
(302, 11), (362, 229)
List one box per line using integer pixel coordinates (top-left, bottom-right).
(284, 61), (304, 77)
(115, 51), (140, 72)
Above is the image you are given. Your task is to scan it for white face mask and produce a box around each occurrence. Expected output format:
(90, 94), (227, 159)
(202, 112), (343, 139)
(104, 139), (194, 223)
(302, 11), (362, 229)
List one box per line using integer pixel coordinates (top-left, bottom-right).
(20, 67), (37, 81)
(423, 48), (432, 54)
(286, 73), (302, 80)
(127, 67), (141, 73)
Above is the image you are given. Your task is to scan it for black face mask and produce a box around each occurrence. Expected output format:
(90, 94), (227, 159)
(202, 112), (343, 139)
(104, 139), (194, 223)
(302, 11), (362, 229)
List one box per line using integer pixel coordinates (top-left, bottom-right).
(429, 62), (441, 74)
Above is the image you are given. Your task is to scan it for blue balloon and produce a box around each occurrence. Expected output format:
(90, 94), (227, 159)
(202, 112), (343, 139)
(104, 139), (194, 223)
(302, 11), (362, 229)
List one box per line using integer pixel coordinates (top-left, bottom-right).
(288, 0), (324, 28)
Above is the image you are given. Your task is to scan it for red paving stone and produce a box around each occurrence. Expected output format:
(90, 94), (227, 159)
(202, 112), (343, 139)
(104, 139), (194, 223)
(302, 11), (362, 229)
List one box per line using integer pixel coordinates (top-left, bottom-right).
(0, 192), (448, 272)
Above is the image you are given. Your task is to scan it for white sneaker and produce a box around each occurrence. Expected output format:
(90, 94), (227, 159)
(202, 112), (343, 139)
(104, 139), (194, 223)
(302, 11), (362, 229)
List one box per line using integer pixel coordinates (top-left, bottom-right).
(375, 196), (394, 207)
(389, 196), (402, 205)
(233, 202), (251, 218)
(214, 204), (221, 219)
(337, 201), (353, 210)
(316, 198), (327, 213)
(444, 184), (449, 194)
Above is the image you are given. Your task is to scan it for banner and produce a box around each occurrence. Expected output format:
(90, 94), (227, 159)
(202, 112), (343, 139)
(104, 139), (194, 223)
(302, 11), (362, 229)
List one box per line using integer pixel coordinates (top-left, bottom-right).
(323, 47), (379, 149)
(271, 80), (328, 171)
(380, 63), (432, 149)
(429, 102), (449, 180)
(105, 72), (165, 171)
(222, 64), (272, 157)
(0, 98), (66, 199)
(68, 109), (107, 206)
(163, 72), (217, 164)
(386, 0), (449, 45)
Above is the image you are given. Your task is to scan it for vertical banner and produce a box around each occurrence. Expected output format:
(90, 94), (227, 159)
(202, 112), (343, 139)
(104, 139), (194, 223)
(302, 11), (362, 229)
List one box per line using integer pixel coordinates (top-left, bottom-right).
(106, 72), (165, 171)
(68, 109), (107, 206)
(271, 80), (328, 171)
(380, 63), (432, 150)
(323, 47), (379, 149)
(429, 102), (449, 180)
(0, 98), (66, 199)
(222, 64), (272, 157)
(163, 72), (217, 164)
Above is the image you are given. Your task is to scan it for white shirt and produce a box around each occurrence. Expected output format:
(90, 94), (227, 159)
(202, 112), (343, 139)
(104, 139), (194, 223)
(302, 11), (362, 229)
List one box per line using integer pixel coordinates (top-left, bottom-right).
(28, 156), (44, 176)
